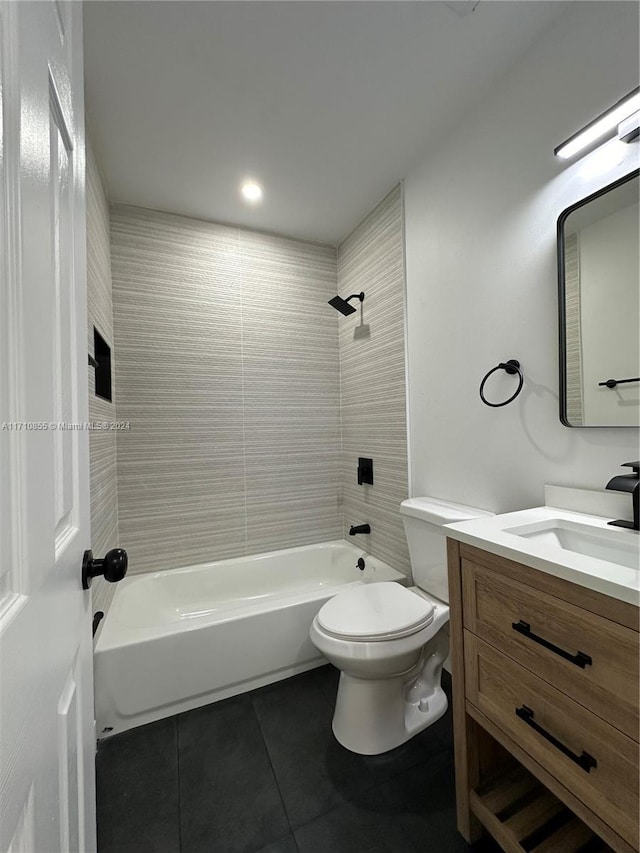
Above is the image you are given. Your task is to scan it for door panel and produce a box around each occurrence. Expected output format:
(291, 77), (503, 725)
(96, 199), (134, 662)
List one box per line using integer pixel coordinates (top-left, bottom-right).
(50, 69), (77, 543)
(0, 2), (95, 852)
(57, 662), (81, 853)
(0, 0), (21, 612)
(6, 786), (34, 853)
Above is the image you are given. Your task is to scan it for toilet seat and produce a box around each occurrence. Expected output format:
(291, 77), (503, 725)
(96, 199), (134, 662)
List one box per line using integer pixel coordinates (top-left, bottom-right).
(317, 582), (435, 642)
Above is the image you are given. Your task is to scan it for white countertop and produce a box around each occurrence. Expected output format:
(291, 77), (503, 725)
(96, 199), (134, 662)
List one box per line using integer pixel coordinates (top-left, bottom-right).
(445, 505), (640, 607)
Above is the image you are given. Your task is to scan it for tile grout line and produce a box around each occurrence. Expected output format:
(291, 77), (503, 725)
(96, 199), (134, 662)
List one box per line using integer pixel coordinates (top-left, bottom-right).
(237, 230), (249, 558)
(287, 777), (419, 851)
(333, 242), (345, 543)
(273, 670), (454, 838)
(256, 671), (379, 838)
(95, 669), (455, 853)
(250, 693), (301, 852)
(176, 715), (183, 853)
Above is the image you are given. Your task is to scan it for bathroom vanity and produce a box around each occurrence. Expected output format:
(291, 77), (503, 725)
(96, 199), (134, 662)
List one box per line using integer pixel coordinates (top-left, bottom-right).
(445, 502), (639, 853)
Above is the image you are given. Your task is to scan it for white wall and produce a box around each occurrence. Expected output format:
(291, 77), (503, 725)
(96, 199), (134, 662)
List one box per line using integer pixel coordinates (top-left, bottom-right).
(580, 202), (639, 426)
(404, 2), (639, 514)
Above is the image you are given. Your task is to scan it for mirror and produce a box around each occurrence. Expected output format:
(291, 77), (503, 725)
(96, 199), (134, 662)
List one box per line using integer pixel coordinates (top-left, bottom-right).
(558, 170), (639, 427)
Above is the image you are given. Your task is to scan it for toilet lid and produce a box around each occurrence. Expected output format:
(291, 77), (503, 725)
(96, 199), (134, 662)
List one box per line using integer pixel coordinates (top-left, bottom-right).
(317, 582), (435, 641)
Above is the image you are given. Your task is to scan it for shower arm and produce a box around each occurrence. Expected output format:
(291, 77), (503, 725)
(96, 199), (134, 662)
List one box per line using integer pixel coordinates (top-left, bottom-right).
(345, 292), (365, 305)
(328, 290), (365, 316)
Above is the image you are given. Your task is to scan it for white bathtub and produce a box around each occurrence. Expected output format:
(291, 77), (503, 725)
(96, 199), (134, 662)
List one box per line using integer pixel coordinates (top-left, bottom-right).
(94, 540), (406, 737)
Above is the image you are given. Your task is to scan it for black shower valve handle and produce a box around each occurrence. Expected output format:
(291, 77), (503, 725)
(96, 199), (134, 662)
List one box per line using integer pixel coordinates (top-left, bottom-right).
(357, 457), (374, 486)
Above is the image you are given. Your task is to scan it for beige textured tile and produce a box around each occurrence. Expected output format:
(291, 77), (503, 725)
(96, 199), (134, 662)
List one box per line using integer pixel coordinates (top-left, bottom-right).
(337, 185), (410, 575)
(111, 205), (246, 574)
(110, 206), (343, 572)
(86, 138), (119, 620)
(100, 187), (409, 581)
(239, 235), (340, 412)
(239, 229), (342, 554)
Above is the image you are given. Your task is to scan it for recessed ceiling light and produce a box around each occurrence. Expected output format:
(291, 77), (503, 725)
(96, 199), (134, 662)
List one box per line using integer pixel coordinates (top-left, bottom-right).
(241, 181), (263, 203)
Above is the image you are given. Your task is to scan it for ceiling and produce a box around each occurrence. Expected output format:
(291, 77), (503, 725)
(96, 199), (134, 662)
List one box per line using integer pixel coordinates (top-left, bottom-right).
(84, 1), (568, 245)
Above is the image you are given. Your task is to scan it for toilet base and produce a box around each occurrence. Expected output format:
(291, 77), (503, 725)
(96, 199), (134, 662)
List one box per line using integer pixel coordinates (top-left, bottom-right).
(331, 670), (448, 755)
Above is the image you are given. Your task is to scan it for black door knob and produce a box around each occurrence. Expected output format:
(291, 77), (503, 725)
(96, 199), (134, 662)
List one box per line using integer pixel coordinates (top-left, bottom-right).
(82, 548), (128, 590)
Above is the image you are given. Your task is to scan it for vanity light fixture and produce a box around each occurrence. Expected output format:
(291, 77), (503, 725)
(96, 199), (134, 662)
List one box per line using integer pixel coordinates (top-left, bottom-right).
(240, 181), (263, 203)
(554, 87), (640, 160)
(618, 110), (640, 144)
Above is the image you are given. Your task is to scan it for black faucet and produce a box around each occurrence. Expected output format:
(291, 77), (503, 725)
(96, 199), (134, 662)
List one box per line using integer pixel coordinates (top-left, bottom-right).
(605, 461), (639, 531)
(349, 523), (371, 535)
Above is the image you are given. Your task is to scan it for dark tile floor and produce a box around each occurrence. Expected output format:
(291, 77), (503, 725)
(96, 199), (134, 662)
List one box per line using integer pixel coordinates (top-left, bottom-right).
(96, 666), (500, 853)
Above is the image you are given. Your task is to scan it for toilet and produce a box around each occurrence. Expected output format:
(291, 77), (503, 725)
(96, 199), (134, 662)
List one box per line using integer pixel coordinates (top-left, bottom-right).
(310, 497), (493, 755)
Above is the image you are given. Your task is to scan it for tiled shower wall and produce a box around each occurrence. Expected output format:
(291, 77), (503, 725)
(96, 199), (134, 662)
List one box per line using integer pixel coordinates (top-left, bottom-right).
(338, 186), (410, 574)
(88, 185), (409, 585)
(110, 206), (342, 574)
(86, 139), (120, 615)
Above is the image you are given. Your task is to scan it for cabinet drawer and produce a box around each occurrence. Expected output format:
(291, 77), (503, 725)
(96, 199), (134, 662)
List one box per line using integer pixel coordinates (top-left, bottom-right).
(462, 559), (639, 739)
(464, 633), (639, 849)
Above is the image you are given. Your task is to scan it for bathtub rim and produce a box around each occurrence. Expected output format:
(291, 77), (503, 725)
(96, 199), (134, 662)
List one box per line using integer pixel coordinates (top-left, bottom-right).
(94, 539), (408, 652)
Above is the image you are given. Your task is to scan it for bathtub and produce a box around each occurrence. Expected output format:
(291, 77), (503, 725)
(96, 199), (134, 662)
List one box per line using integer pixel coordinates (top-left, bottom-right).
(94, 540), (406, 737)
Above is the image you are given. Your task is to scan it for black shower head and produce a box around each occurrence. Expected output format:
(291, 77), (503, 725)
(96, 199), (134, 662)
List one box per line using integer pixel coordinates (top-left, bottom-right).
(328, 295), (356, 316)
(328, 292), (365, 316)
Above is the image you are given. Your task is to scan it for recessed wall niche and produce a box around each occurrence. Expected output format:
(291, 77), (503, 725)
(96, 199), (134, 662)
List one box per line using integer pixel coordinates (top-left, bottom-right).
(93, 327), (112, 402)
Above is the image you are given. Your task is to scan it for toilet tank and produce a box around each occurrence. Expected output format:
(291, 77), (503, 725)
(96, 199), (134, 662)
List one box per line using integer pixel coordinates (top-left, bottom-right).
(400, 498), (493, 603)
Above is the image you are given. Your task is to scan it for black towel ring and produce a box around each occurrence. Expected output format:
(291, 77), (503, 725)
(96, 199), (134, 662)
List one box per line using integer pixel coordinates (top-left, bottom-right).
(479, 359), (524, 407)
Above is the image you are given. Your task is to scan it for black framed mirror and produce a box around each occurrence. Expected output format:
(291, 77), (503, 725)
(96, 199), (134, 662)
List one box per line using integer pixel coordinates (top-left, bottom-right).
(557, 169), (639, 427)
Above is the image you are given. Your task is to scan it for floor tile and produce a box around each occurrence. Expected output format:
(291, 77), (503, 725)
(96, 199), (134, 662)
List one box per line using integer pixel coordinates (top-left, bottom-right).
(294, 788), (417, 853)
(377, 751), (485, 852)
(96, 717), (180, 853)
(253, 668), (376, 829)
(310, 663), (340, 707)
(254, 835), (298, 853)
(178, 693), (289, 853)
(96, 668), (470, 853)
(360, 671), (454, 783)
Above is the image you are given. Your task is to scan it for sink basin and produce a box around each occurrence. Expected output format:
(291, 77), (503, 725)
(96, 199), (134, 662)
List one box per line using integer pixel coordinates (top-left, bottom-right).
(444, 491), (640, 606)
(504, 519), (639, 570)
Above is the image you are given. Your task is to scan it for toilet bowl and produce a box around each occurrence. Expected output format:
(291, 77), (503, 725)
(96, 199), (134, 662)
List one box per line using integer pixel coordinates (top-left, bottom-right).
(310, 497), (493, 755)
(310, 583), (450, 754)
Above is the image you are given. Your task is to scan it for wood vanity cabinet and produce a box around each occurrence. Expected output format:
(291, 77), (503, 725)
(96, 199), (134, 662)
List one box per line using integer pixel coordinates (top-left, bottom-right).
(447, 538), (640, 853)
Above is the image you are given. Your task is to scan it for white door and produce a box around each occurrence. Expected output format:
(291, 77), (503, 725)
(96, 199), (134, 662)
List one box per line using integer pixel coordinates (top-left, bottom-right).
(0, 2), (96, 852)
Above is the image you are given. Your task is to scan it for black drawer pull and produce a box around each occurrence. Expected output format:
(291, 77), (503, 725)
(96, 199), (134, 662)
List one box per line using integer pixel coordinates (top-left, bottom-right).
(512, 620), (592, 668)
(515, 705), (597, 773)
